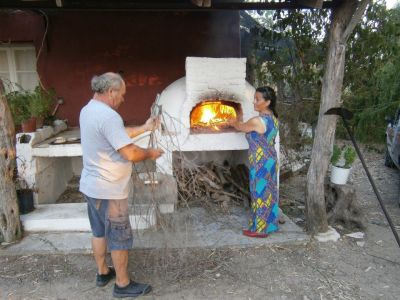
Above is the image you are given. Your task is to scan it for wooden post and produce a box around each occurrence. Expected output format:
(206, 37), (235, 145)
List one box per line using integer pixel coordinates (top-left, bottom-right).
(306, 0), (371, 234)
(0, 80), (22, 243)
(296, 0), (324, 9)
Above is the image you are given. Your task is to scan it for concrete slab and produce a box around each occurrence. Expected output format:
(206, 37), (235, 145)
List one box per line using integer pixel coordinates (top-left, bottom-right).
(2, 207), (309, 255)
(20, 203), (156, 232)
(138, 206), (309, 249)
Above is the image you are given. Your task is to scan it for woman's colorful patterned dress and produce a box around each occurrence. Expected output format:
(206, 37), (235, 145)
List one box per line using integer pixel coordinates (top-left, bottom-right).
(246, 114), (279, 234)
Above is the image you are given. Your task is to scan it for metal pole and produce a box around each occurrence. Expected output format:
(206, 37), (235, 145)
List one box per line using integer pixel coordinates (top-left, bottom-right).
(341, 117), (400, 248)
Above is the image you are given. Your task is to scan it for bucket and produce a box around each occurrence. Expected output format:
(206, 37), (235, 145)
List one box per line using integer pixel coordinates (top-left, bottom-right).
(330, 165), (351, 185)
(17, 189), (34, 214)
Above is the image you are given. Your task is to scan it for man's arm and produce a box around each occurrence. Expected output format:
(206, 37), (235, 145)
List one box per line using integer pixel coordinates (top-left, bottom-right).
(125, 117), (159, 138)
(125, 125), (148, 138)
(118, 144), (164, 162)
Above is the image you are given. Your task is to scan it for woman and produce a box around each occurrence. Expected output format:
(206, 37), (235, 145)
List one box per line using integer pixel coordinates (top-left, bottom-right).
(231, 86), (279, 238)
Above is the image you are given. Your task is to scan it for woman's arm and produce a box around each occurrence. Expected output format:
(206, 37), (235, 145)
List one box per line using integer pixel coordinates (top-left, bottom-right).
(230, 117), (266, 134)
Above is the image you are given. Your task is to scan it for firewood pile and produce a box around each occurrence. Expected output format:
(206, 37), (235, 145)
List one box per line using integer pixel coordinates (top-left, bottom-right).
(173, 158), (250, 208)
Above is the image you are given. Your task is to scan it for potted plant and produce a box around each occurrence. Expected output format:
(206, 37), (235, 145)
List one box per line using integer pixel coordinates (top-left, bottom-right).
(13, 166), (34, 215)
(30, 86), (54, 129)
(7, 86), (55, 132)
(7, 90), (36, 132)
(330, 144), (357, 185)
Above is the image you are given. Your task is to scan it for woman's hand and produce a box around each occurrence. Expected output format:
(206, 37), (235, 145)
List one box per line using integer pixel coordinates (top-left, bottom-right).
(227, 118), (239, 129)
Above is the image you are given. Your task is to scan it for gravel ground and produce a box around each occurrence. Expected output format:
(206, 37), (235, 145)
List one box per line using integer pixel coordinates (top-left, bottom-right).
(1, 146), (400, 299)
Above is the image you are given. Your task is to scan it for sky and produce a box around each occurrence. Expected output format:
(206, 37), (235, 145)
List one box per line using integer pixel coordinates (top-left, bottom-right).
(386, 0), (399, 8)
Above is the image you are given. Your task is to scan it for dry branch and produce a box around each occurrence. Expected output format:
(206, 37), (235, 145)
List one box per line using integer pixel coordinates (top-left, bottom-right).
(174, 158), (250, 208)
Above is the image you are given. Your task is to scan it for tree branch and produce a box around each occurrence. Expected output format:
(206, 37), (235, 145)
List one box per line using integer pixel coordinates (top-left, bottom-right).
(341, 0), (372, 42)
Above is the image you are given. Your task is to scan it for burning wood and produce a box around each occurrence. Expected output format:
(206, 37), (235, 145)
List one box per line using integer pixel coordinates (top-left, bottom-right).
(190, 100), (242, 133)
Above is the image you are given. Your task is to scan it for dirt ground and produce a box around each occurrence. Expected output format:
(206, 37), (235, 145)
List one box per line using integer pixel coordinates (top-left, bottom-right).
(1, 146), (400, 299)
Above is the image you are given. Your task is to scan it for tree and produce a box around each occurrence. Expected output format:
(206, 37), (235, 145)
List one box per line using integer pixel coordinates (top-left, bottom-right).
(343, 4), (400, 142)
(241, 9), (329, 148)
(0, 79), (22, 243)
(306, 0), (371, 234)
(270, 9), (329, 104)
(246, 1), (399, 144)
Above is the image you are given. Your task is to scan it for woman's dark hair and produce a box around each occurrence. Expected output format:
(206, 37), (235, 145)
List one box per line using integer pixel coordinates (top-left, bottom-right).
(256, 86), (278, 118)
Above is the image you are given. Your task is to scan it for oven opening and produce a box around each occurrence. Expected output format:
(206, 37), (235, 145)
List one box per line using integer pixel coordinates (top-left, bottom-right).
(190, 100), (243, 134)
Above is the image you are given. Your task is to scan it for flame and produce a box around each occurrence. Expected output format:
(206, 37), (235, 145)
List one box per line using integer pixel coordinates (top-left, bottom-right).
(200, 106), (216, 124)
(190, 101), (238, 132)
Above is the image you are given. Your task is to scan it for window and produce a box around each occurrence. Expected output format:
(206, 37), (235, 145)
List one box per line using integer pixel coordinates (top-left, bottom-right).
(0, 45), (39, 92)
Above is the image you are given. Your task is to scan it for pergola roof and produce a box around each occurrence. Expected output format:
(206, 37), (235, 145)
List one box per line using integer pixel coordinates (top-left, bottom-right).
(0, 0), (340, 10)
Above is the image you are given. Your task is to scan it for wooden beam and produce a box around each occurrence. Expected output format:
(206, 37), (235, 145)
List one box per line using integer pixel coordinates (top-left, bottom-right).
(0, 1), (338, 10)
(191, 0), (203, 7)
(295, 0), (324, 9)
(191, 0), (212, 8)
(55, 0), (63, 8)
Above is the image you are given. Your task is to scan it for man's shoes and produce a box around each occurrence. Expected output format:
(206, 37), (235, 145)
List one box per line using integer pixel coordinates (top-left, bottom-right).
(113, 280), (152, 298)
(96, 267), (116, 287)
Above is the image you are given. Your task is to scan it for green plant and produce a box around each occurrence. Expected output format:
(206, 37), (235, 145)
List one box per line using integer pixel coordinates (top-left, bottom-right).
(330, 144), (341, 166)
(30, 86), (54, 120)
(7, 86), (55, 127)
(245, 2), (400, 144)
(7, 90), (32, 125)
(341, 3), (400, 143)
(343, 146), (356, 168)
(331, 145), (356, 169)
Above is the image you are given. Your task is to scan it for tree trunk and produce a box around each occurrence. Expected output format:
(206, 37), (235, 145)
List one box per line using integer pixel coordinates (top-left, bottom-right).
(276, 80), (285, 103)
(246, 51), (257, 86)
(325, 182), (365, 230)
(306, 0), (370, 234)
(0, 80), (22, 243)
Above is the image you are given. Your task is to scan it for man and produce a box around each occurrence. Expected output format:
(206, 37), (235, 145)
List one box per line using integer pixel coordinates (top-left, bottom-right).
(79, 72), (163, 298)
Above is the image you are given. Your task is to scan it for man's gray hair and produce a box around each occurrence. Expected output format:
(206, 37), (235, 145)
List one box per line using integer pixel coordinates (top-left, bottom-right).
(91, 72), (124, 93)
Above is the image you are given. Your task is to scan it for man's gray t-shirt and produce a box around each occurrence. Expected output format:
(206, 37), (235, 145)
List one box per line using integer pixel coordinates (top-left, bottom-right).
(79, 100), (133, 199)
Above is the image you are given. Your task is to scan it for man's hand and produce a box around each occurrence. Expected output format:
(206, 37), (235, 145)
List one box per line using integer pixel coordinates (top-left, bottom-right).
(144, 117), (160, 132)
(148, 148), (164, 160)
(119, 144), (164, 162)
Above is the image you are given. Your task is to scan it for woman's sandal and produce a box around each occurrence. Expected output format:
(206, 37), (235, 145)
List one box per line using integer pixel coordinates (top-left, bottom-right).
(242, 229), (269, 238)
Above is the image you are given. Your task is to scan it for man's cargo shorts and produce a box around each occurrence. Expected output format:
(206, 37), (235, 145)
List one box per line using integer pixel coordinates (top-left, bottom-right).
(84, 194), (133, 251)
